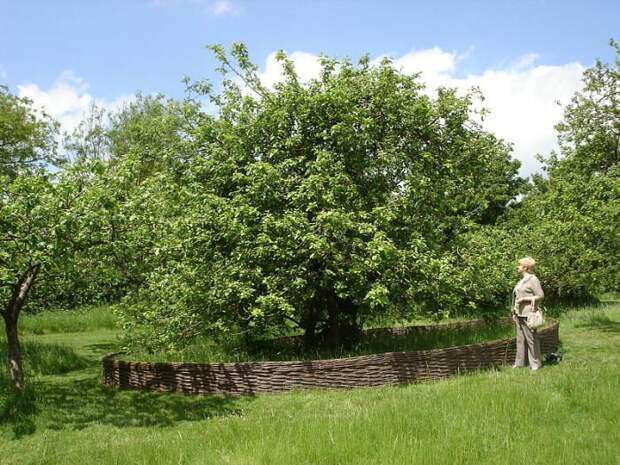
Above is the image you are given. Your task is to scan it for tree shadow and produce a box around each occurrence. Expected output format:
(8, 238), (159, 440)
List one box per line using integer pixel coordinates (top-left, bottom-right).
(0, 385), (38, 439)
(83, 341), (122, 354)
(574, 314), (620, 334)
(1, 375), (249, 439)
(47, 377), (247, 430)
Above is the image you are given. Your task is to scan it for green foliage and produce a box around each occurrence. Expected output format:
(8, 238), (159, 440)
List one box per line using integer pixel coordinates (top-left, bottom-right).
(26, 94), (205, 310)
(118, 44), (523, 350)
(552, 39), (620, 177)
(0, 161), (114, 310)
(127, 320), (515, 363)
(498, 40), (620, 300)
(0, 172), (63, 302)
(0, 85), (61, 179)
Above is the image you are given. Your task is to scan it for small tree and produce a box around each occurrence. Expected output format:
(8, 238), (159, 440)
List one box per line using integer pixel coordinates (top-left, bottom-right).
(0, 86), (96, 391)
(1, 173), (59, 390)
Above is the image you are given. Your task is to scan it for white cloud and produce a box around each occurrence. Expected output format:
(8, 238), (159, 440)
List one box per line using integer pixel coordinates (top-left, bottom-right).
(212, 0), (234, 15)
(447, 62), (584, 176)
(17, 71), (130, 134)
(149, 0), (239, 15)
(22, 49), (584, 177)
(250, 47), (585, 177)
(258, 51), (323, 89)
(374, 47), (460, 83)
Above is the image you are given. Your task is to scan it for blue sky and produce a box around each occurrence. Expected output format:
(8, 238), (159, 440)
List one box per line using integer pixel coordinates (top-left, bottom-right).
(1, 0), (619, 175)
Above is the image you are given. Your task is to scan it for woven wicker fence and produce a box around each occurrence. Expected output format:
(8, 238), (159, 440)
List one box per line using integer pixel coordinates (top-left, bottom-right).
(102, 319), (559, 395)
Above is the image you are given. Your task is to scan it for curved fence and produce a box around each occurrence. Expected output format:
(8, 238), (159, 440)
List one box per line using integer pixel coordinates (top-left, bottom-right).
(102, 319), (559, 395)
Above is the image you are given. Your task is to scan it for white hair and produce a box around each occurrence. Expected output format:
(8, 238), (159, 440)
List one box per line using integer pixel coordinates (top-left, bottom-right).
(518, 256), (536, 271)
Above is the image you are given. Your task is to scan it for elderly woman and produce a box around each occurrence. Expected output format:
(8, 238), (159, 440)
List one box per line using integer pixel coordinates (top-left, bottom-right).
(511, 257), (544, 370)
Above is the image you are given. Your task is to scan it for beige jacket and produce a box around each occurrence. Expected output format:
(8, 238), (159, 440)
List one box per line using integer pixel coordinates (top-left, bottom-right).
(511, 273), (544, 317)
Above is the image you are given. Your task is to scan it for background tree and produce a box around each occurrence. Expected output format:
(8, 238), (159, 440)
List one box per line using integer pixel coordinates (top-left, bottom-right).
(501, 40), (619, 301)
(0, 86), (60, 390)
(0, 85), (60, 179)
(450, 40), (620, 307)
(0, 158), (122, 391)
(0, 86), (105, 391)
(26, 95), (204, 311)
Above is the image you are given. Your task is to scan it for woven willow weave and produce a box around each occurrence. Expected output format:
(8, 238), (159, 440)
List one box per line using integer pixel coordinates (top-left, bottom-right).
(102, 319), (559, 395)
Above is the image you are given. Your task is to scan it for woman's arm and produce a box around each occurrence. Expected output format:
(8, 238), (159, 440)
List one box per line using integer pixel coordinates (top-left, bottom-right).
(516, 276), (544, 304)
(530, 275), (544, 302)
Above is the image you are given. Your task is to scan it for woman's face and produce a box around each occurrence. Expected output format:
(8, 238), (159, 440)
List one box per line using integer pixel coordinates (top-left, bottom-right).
(517, 263), (528, 275)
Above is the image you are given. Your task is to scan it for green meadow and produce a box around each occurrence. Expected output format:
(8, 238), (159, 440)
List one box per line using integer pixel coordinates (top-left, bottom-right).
(1, 302), (619, 465)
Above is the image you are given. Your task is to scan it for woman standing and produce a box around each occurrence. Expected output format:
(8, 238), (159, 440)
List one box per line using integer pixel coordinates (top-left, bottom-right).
(511, 257), (544, 370)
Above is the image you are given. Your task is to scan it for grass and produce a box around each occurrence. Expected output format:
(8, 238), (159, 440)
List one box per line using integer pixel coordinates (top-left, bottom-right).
(127, 320), (517, 363)
(18, 305), (118, 335)
(0, 302), (619, 465)
(0, 341), (89, 376)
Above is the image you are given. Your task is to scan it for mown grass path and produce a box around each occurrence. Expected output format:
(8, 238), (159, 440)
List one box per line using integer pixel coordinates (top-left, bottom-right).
(1, 304), (619, 465)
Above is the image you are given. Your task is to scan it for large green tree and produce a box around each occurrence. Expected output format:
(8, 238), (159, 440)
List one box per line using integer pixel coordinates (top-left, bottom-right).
(120, 45), (524, 350)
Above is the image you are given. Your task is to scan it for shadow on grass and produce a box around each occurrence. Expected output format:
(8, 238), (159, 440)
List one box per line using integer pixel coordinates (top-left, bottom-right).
(1, 375), (247, 439)
(83, 342), (122, 354)
(0, 385), (38, 439)
(574, 314), (620, 334)
(1, 341), (90, 376)
(43, 377), (245, 430)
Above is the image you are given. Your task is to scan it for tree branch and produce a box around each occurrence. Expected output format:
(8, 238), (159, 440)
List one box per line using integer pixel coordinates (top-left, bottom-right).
(2, 263), (41, 320)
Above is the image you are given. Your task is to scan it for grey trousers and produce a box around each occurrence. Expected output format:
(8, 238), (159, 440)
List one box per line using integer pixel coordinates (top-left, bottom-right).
(514, 316), (542, 369)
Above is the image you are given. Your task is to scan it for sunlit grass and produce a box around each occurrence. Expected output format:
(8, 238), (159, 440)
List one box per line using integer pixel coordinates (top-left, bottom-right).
(0, 302), (618, 465)
(18, 305), (118, 335)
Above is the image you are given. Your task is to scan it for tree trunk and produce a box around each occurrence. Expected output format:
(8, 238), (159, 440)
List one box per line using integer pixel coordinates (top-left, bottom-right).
(2, 264), (40, 392)
(302, 309), (318, 349)
(3, 314), (24, 391)
(322, 292), (360, 349)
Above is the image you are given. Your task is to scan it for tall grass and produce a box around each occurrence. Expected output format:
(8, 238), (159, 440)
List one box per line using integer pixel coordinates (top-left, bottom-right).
(18, 305), (118, 335)
(0, 341), (89, 376)
(0, 303), (618, 465)
(128, 320), (516, 363)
